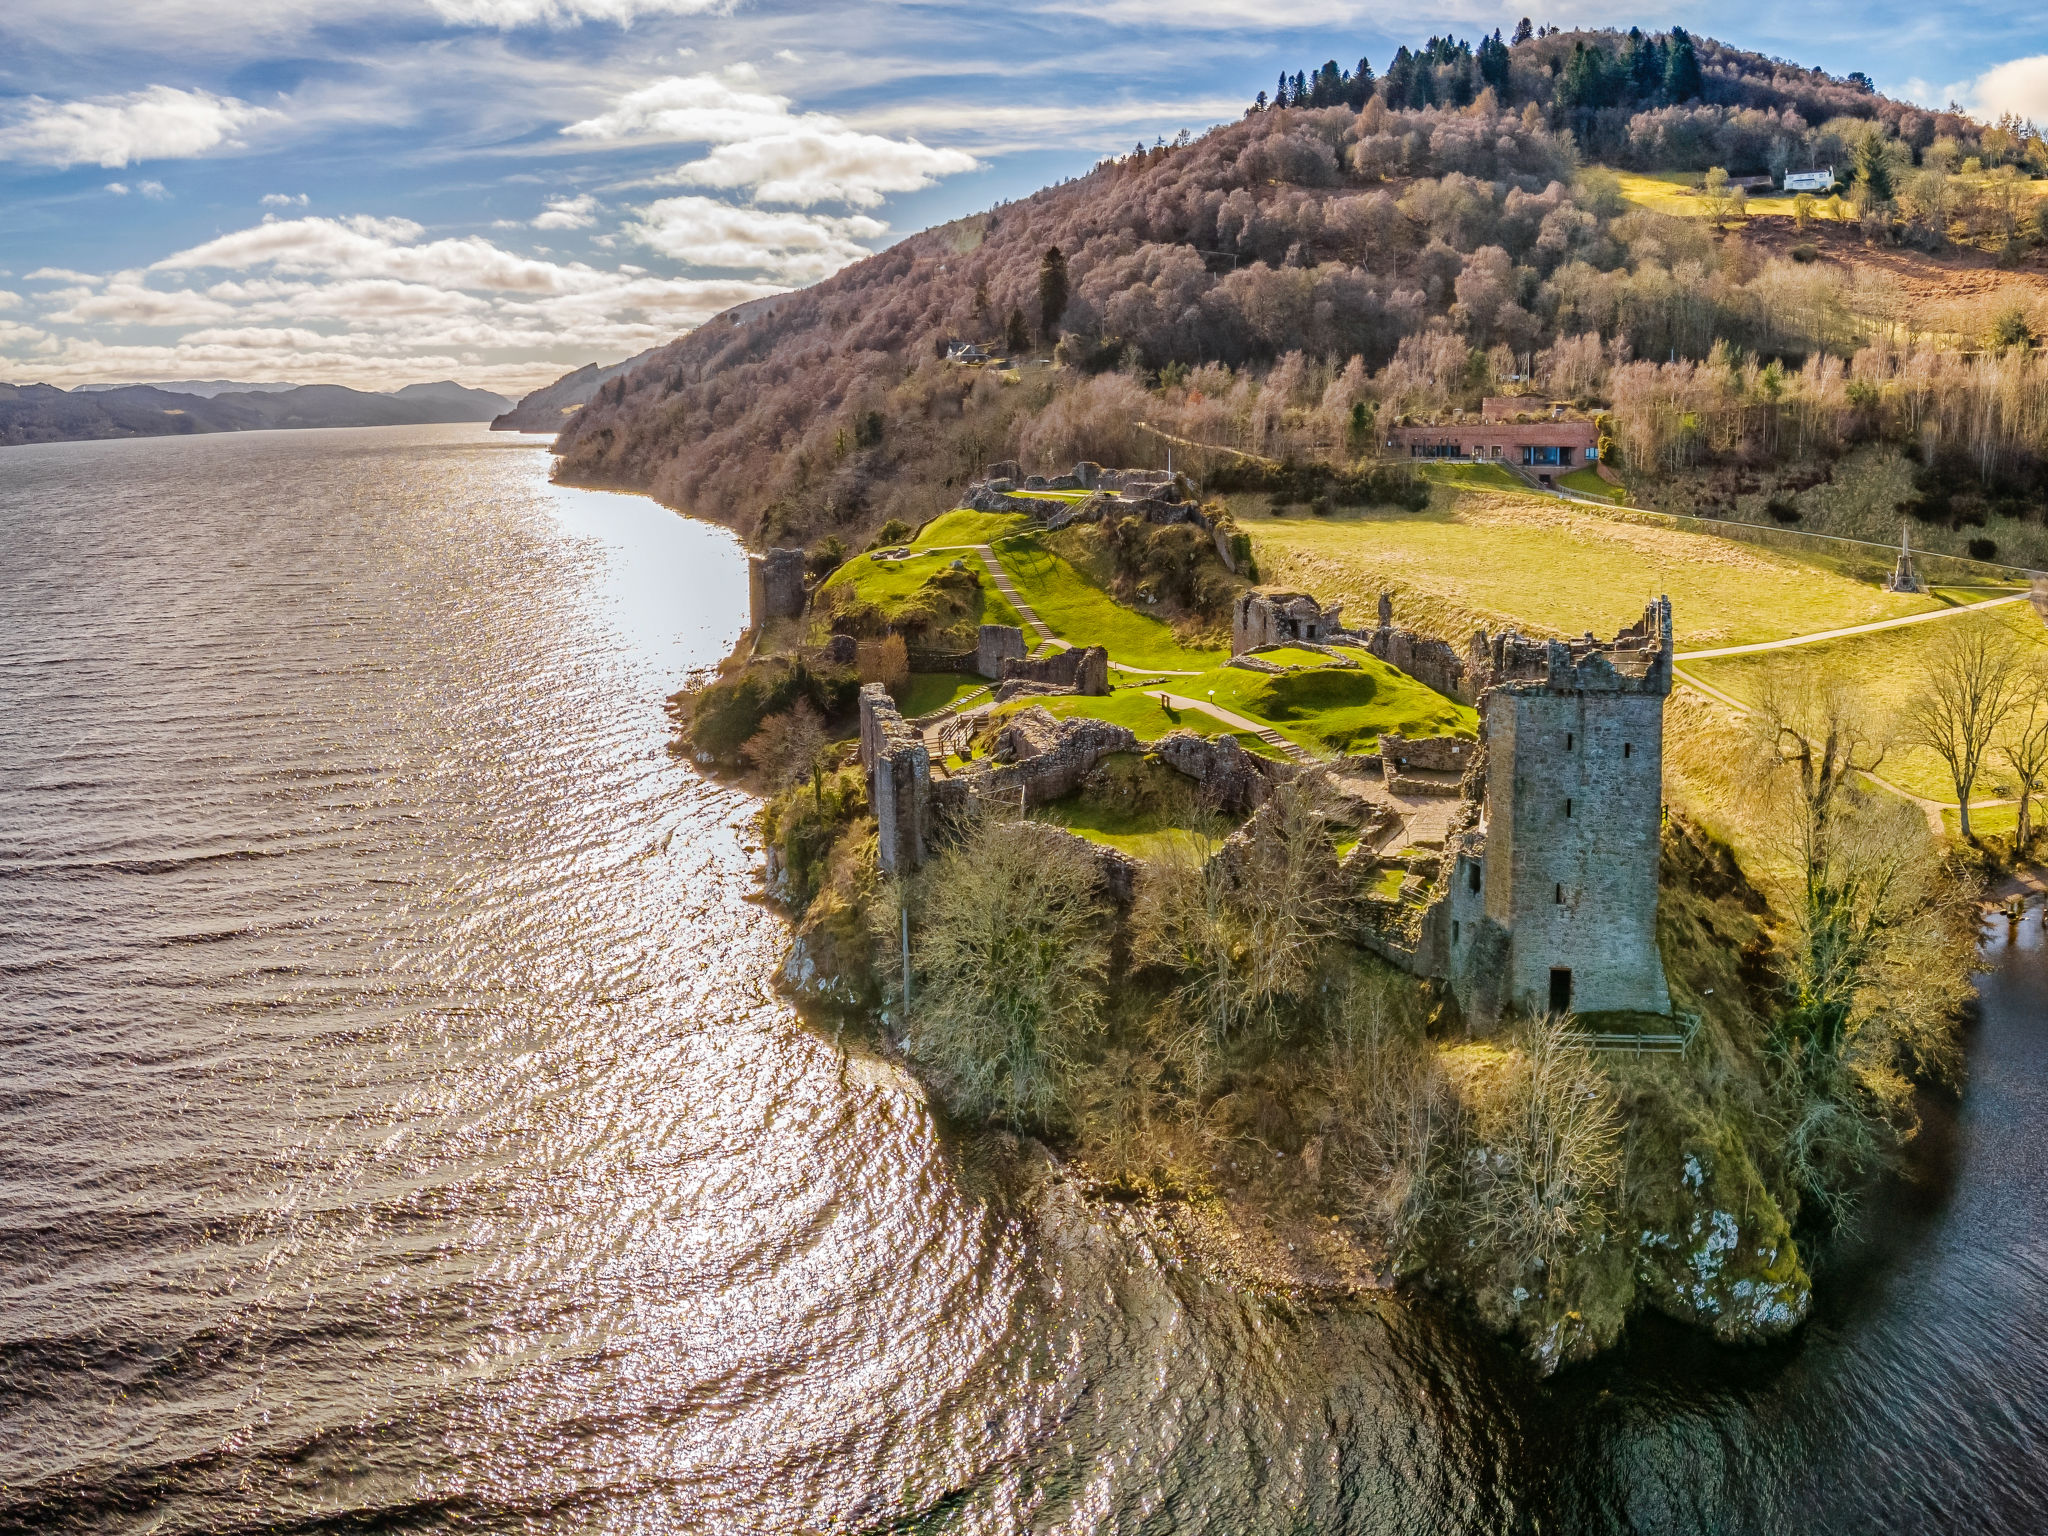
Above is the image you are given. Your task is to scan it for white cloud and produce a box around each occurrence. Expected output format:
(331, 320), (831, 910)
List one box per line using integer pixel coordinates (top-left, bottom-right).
(106, 182), (130, 195)
(0, 291), (21, 309)
(262, 192), (311, 208)
(564, 72), (793, 144)
(424, 0), (729, 27)
(46, 282), (235, 327)
(567, 72), (977, 207)
(671, 128), (976, 208)
(1970, 55), (2048, 120)
(139, 180), (169, 200)
(534, 193), (601, 228)
(625, 195), (884, 281)
(26, 268), (100, 284)
(0, 85), (274, 169)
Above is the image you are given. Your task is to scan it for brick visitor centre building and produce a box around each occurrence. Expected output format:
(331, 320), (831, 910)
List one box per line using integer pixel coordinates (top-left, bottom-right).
(1385, 397), (1600, 486)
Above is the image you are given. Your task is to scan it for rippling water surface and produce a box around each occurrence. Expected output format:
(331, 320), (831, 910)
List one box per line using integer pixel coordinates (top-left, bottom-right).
(2, 425), (2045, 1534)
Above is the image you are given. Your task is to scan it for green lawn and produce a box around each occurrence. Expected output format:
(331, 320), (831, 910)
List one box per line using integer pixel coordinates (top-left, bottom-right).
(1004, 487), (1095, 502)
(1370, 865), (1408, 900)
(1419, 461), (1527, 493)
(1559, 467), (1626, 502)
(818, 548), (1027, 634)
(1942, 802), (2020, 841)
(896, 672), (990, 718)
(909, 508), (1032, 549)
(994, 533), (1227, 670)
(1193, 652), (1477, 754)
(1251, 493), (1944, 650)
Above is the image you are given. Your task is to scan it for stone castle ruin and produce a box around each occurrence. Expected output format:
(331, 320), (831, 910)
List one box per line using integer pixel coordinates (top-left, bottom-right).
(1425, 600), (1675, 1022)
(822, 465), (1674, 1027)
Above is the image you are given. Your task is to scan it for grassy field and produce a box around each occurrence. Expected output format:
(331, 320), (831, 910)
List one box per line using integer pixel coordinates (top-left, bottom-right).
(818, 548), (1028, 634)
(1682, 601), (2048, 801)
(896, 672), (991, 718)
(997, 532), (1227, 670)
(1419, 461), (1527, 493)
(1558, 467), (1626, 502)
(1248, 492), (1943, 650)
(909, 509), (1031, 549)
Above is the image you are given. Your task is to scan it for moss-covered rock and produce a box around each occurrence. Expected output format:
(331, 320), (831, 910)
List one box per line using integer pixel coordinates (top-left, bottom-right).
(1632, 1130), (1810, 1340)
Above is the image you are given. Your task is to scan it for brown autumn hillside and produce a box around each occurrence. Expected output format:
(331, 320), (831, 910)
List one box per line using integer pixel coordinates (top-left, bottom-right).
(554, 25), (2048, 554)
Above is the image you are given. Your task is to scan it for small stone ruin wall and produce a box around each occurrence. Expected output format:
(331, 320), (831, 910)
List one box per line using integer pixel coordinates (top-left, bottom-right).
(999, 644), (1109, 696)
(1349, 624), (1471, 704)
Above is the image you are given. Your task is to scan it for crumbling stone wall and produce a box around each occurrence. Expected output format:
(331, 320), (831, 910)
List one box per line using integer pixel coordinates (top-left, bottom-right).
(999, 644), (1109, 696)
(977, 624), (1027, 679)
(858, 684), (930, 875)
(1150, 729), (1295, 814)
(748, 548), (807, 630)
(973, 708), (1137, 808)
(1233, 590), (1344, 653)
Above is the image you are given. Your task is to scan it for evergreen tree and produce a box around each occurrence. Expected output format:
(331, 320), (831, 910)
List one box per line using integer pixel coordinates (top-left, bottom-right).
(1478, 30), (1511, 93)
(1005, 306), (1029, 355)
(1277, 70), (1289, 107)
(1513, 16), (1534, 45)
(1317, 60), (1343, 107)
(1664, 27), (1703, 101)
(1037, 246), (1069, 343)
(1293, 71), (1308, 106)
(1558, 40), (1622, 111)
(1382, 47), (1415, 110)
(1347, 56), (1375, 108)
(1855, 131), (1895, 204)
(1254, 89), (1268, 111)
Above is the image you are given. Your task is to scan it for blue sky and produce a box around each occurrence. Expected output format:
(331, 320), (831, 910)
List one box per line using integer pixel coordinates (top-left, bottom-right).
(1, 0), (2044, 394)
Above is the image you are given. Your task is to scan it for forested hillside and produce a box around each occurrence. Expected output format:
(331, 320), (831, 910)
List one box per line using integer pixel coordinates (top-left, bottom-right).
(555, 24), (2048, 554)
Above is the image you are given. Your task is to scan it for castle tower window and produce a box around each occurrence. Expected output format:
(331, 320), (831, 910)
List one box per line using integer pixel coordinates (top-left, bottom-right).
(1454, 920), (1462, 945)
(1555, 882), (1564, 904)
(1564, 797), (1573, 819)
(1623, 742), (1633, 758)
(1549, 967), (1574, 1012)
(1467, 863), (1481, 893)
(1566, 732), (1574, 750)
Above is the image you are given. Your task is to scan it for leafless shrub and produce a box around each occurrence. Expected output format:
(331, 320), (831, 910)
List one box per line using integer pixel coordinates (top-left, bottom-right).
(908, 817), (1111, 1130)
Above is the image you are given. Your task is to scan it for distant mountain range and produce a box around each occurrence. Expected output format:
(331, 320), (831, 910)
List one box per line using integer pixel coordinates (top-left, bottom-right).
(491, 349), (660, 433)
(0, 380), (515, 447)
(71, 379), (302, 398)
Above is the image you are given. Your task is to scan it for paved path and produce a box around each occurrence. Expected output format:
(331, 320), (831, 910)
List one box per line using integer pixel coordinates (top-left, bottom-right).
(1674, 592), (2030, 662)
(1155, 692), (1309, 762)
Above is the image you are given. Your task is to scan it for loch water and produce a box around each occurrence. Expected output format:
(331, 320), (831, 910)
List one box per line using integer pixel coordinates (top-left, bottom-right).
(2, 424), (2044, 1534)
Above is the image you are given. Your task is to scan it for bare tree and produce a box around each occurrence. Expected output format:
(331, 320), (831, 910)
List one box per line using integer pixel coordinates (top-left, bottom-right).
(2001, 667), (2048, 850)
(742, 699), (830, 793)
(1902, 627), (2026, 840)
(909, 818), (1110, 1129)
(1748, 671), (1889, 880)
(1450, 1015), (1623, 1283)
(1131, 782), (1344, 1043)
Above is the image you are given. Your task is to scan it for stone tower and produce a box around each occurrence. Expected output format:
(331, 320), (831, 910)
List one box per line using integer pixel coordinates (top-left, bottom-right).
(1446, 599), (1674, 1022)
(747, 547), (808, 630)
